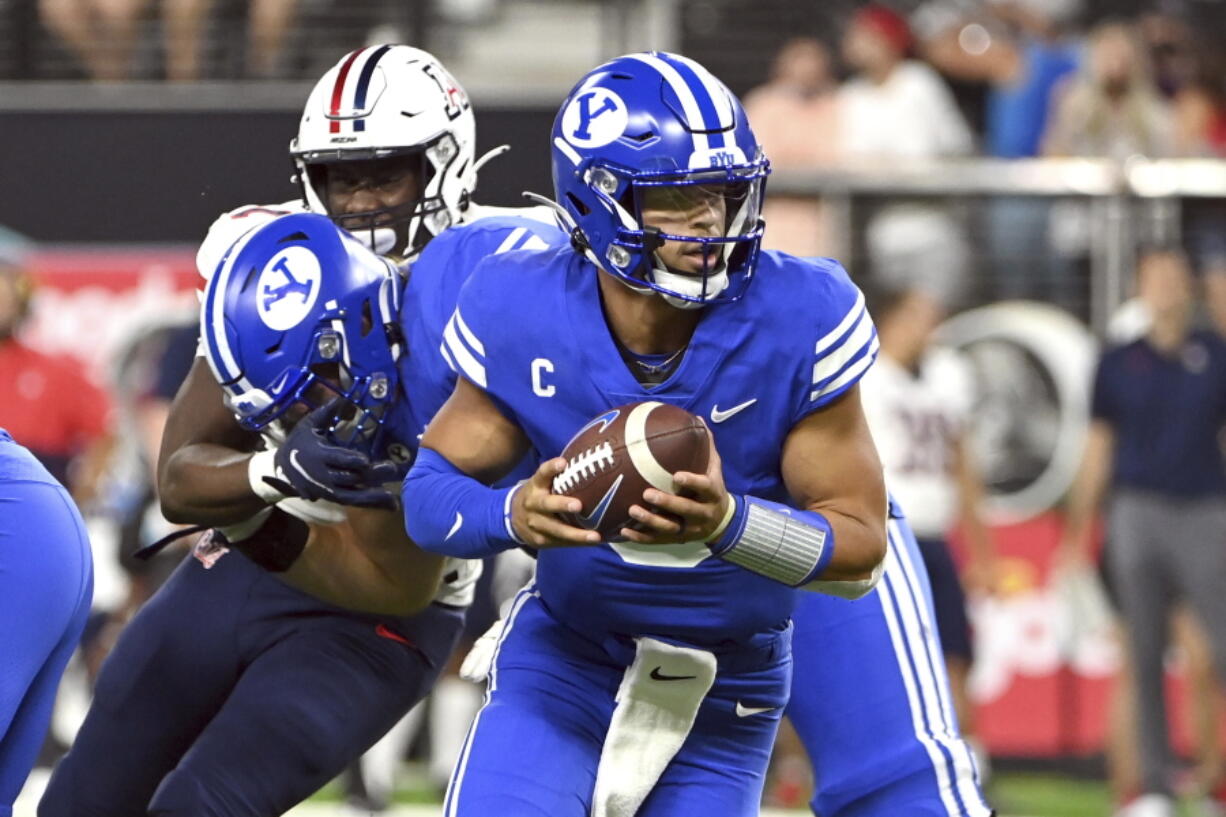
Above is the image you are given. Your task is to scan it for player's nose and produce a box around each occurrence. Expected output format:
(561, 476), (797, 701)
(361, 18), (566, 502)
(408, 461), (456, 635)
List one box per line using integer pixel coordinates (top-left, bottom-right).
(344, 188), (381, 213)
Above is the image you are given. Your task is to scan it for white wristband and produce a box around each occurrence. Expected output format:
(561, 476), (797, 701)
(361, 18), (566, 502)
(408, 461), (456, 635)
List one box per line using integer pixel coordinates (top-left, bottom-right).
(247, 449), (287, 504)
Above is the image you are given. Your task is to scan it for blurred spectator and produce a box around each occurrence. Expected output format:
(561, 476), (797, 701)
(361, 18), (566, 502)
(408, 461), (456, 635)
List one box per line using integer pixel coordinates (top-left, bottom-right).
(919, 0), (1083, 306)
(838, 4), (974, 306)
(245, 0), (300, 78)
(0, 229), (113, 502)
(38, 0), (214, 81)
(1059, 248), (1226, 817)
(920, 0), (1082, 159)
(37, 0), (298, 80)
(1041, 20), (1173, 321)
(1042, 20), (1173, 158)
(744, 37), (840, 257)
(1171, 44), (1226, 337)
(859, 285), (999, 775)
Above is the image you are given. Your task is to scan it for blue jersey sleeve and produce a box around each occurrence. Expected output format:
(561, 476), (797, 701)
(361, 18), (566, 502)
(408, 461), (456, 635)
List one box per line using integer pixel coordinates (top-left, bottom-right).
(792, 260), (879, 424)
(399, 216), (564, 431)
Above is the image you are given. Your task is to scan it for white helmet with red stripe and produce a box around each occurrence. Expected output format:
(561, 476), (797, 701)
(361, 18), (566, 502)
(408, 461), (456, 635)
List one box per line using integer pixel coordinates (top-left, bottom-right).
(290, 45), (477, 258)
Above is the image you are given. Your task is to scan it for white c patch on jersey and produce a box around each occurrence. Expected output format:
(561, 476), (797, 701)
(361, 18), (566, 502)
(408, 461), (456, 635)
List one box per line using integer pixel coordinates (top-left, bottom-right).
(561, 87), (628, 149)
(255, 246), (323, 331)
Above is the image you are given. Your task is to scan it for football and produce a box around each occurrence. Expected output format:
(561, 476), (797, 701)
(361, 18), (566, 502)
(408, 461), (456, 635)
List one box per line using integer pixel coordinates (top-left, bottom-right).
(552, 401), (710, 541)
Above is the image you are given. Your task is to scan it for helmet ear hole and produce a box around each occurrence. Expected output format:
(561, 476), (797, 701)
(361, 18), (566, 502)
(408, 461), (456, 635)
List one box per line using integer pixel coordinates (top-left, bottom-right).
(360, 300), (374, 337)
(566, 192), (591, 217)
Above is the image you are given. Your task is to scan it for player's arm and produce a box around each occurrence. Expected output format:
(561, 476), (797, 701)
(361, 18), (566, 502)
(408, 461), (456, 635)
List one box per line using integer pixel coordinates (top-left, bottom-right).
(1056, 419), (1114, 567)
(285, 505), (444, 616)
(159, 359), (397, 527)
(403, 377), (601, 557)
(776, 384), (888, 587)
(157, 358), (268, 526)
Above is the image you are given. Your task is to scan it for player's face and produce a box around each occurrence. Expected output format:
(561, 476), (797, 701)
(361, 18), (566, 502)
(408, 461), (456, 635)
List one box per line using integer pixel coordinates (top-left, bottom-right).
(323, 156), (423, 235)
(639, 184), (728, 276)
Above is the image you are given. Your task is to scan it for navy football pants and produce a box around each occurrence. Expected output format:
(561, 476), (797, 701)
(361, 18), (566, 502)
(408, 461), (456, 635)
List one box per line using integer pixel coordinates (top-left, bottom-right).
(0, 477), (93, 815)
(39, 548), (463, 817)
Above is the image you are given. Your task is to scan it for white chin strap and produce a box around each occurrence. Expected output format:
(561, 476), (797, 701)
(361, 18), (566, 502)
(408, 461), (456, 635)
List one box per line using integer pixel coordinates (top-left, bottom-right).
(651, 264), (729, 311)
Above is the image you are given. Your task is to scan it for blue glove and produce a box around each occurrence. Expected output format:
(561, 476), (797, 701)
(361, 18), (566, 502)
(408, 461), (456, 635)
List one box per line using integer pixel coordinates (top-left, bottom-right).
(265, 398), (401, 510)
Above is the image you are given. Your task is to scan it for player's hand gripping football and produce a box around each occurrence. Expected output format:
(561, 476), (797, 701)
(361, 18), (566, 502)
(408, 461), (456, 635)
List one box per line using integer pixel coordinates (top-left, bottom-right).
(619, 425), (731, 545)
(509, 458), (603, 548)
(265, 397), (402, 510)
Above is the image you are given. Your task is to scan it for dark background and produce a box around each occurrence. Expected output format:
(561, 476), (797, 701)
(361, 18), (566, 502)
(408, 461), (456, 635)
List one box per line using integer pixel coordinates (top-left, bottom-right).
(0, 105), (557, 242)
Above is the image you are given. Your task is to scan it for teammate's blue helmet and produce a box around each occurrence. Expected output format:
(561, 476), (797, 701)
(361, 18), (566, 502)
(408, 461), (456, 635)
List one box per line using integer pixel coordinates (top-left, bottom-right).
(550, 51), (770, 306)
(201, 212), (404, 449)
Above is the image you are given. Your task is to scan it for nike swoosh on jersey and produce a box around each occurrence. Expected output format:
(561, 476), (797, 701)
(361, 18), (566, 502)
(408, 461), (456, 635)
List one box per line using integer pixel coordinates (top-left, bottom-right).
(578, 473), (624, 530)
(735, 701), (777, 718)
(650, 666), (698, 681)
(445, 511), (464, 541)
(710, 398), (758, 423)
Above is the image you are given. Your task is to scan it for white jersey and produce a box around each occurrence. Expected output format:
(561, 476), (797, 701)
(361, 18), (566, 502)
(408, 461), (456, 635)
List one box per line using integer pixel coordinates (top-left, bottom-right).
(861, 348), (975, 538)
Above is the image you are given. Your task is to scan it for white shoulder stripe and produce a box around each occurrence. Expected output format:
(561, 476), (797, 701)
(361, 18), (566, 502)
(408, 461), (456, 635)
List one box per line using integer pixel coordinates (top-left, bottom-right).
(453, 308), (486, 357)
(810, 336), (879, 403)
(439, 341), (457, 373)
(625, 53), (709, 154)
(815, 289), (867, 355)
(521, 234), (551, 251)
(494, 227), (527, 255)
(812, 308), (874, 386)
(443, 315), (487, 388)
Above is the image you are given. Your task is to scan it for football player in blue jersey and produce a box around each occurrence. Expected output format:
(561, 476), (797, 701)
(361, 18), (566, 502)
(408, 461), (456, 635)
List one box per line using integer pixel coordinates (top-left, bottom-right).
(0, 429), (93, 814)
(401, 52), (891, 817)
(40, 47), (563, 817)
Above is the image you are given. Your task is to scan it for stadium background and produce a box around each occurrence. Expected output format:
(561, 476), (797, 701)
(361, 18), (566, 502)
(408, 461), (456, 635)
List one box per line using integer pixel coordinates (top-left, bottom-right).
(2, 0), (1225, 815)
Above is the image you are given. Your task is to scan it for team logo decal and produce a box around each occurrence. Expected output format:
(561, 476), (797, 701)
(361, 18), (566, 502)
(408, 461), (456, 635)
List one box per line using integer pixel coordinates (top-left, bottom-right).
(256, 246), (322, 331)
(561, 87), (628, 148)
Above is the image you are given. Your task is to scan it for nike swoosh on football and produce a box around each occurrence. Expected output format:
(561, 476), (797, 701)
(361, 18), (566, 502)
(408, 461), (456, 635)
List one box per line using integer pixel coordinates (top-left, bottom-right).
(650, 666), (698, 681)
(735, 701), (777, 718)
(579, 473), (624, 530)
(445, 511), (464, 541)
(710, 398), (758, 423)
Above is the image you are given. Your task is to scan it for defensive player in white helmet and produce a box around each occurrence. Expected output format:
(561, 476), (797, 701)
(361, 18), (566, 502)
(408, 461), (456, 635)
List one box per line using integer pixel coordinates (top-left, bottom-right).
(38, 46), (563, 816)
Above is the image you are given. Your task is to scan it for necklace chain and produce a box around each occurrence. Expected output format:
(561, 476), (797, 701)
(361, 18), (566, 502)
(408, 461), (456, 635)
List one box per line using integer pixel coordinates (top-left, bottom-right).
(631, 346), (685, 375)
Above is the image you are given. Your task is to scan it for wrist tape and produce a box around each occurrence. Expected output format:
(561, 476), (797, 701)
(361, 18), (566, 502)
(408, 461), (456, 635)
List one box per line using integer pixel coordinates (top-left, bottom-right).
(708, 495), (835, 587)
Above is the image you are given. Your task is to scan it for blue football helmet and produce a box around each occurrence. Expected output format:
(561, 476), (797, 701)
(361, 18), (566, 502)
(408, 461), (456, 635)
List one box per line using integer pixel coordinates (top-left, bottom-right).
(549, 51), (770, 307)
(200, 212), (404, 450)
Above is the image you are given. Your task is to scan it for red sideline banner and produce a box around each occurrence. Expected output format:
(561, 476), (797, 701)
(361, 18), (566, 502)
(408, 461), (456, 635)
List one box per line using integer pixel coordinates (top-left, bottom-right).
(22, 245), (200, 380)
(962, 515), (1221, 758)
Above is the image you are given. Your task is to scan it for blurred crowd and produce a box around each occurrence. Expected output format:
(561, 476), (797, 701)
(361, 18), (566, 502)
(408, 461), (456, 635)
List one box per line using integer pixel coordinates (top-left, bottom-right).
(744, 0), (1226, 313)
(3, 1), (1226, 816)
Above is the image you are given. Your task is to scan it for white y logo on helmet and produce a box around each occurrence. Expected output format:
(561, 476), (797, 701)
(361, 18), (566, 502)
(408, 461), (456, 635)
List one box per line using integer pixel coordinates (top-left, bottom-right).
(256, 246), (323, 331)
(562, 88), (628, 148)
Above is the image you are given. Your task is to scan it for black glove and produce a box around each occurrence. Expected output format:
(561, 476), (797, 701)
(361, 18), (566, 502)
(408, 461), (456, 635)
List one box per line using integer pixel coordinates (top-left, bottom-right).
(265, 398), (401, 510)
